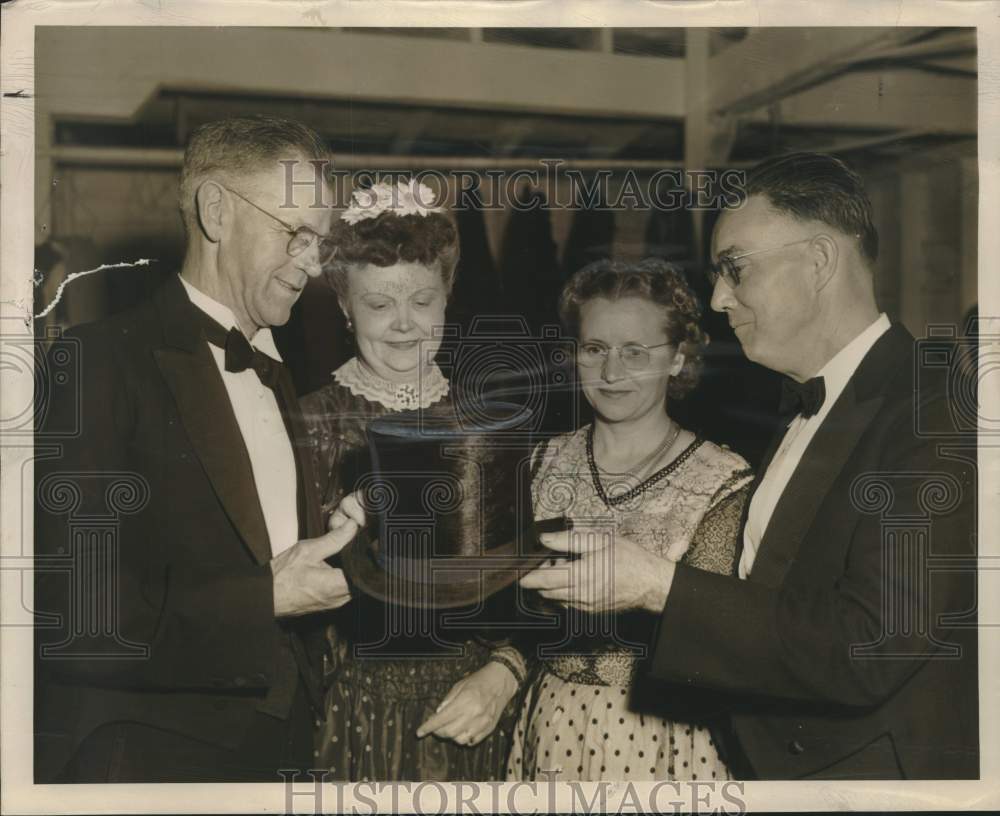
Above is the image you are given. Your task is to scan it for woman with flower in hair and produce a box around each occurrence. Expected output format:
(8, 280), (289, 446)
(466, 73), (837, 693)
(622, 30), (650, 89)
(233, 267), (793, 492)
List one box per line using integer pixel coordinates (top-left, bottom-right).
(509, 258), (753, 782)
(302, 179), (525, 781)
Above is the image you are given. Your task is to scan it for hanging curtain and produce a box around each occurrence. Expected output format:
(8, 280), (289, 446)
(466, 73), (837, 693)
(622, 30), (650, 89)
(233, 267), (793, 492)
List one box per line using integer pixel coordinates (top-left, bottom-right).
(498, 184), (560, 331)
(450, 190), (503, 327)
(643, 205), (695, 267)
(561, 189), (616, 283)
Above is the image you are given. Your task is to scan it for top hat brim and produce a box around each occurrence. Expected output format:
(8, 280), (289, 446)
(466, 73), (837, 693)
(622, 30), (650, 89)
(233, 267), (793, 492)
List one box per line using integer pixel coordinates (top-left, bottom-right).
(340, 518), (567, 609)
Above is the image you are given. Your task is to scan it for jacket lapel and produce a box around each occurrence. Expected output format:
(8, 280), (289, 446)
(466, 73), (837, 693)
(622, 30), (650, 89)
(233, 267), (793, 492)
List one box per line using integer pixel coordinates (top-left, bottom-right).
(275, 364), (325, 540)
(747, 324), (912, 587)
(152, 277), (273, 565)
(732, 421), (790, 576)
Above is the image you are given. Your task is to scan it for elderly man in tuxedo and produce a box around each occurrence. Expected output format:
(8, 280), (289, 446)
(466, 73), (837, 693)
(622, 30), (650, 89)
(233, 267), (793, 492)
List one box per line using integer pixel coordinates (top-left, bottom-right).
(524, 152), (978, 780)
(35, 115), (355, 782)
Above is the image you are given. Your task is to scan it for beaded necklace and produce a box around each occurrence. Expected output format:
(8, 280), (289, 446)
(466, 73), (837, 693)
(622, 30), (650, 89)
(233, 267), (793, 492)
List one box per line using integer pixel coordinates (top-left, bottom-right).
(586, 425), (702, 508)
(595, 422), (681, 479)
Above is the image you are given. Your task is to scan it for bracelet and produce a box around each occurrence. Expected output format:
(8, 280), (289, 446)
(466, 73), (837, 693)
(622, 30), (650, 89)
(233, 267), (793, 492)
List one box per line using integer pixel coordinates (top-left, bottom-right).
(488, 653), (525, 688)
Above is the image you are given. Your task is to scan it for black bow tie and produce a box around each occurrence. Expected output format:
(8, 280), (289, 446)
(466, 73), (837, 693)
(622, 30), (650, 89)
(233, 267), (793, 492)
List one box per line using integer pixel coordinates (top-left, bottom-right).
(779, 375), (826, 419)
(222, 327), (281, 388)
(196, 309), (282, 389)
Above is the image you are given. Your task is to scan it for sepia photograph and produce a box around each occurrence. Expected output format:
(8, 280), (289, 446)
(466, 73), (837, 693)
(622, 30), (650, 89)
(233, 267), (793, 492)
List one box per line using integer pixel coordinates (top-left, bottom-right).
(1, 1), (997, 813)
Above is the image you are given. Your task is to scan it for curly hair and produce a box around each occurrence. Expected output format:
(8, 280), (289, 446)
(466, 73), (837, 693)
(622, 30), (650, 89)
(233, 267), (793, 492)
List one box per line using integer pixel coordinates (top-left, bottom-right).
(558, 257), (709, 399)
(324, 210), (460, 299)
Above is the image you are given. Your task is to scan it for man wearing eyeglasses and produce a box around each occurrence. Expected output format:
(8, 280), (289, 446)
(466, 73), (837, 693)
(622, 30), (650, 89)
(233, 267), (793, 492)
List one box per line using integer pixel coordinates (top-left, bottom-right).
(534, 152), (977, 779)
(35, 116), (356, 782)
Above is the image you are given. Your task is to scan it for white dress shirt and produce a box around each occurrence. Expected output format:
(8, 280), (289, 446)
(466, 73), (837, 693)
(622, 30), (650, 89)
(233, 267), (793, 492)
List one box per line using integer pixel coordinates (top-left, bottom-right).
(739, 313), (891, 579)
(180, 276), (298, 557)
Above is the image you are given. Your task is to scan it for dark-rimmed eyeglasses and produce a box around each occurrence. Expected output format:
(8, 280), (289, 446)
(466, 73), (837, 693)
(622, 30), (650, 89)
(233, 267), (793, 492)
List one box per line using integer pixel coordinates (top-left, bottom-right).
(220, 184), (335, 264)
(577, 340), (673, 371)
(706, 236), (818, 289)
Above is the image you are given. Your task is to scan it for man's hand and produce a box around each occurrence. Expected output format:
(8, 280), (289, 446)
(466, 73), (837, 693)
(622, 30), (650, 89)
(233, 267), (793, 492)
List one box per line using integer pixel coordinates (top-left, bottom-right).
(416, 661), (518, 746)
(520, 528), (677, 614)
(271, 519), (357, 618)
(328, 491), (366, 531)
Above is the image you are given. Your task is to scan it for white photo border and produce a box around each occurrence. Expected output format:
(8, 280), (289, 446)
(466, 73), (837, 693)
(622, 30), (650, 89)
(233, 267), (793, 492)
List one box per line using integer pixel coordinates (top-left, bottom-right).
(2, 1), (998, 812)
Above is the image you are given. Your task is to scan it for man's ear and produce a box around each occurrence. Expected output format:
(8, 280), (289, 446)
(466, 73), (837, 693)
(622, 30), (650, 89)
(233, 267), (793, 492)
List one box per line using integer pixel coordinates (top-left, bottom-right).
(194, 180), (225, 243)
(810, 234), (839, 292)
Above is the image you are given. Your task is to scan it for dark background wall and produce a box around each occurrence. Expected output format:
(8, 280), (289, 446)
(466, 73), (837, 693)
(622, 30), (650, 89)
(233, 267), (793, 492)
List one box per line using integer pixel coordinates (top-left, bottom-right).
(34, 27), (978, 466)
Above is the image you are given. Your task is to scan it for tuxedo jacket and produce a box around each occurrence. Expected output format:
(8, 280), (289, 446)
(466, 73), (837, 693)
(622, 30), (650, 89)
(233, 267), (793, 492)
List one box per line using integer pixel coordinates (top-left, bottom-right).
(34, 275), (325, 782)
(651, 324), (978, 779)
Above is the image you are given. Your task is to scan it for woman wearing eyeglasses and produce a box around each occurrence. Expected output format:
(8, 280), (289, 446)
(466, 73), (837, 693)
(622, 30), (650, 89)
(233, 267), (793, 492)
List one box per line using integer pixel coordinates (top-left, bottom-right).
(508, 258), (753, 782)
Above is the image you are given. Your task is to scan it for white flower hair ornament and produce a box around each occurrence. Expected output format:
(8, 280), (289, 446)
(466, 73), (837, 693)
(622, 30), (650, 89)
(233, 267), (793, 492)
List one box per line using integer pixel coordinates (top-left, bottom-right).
(341, 179), (444, 225)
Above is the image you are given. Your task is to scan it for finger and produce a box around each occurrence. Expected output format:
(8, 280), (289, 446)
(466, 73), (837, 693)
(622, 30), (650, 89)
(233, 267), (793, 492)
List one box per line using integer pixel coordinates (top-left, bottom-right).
(466, 720), (493, 746)
(417, 700), (467, 738)
(539, 594), (593, 613)
(539, 529), (611, 554)
(433, 716), (475, 742)
(340, 492), (367, 526)
(311, 521), (358, 560)
(539, 586), (595, 608)
(435, 682), (464, 714)
(537, 530), (571, 552)
(538, 587), (573, 602)
(327, 509), (350, 531)
(519, 567), (570, 591)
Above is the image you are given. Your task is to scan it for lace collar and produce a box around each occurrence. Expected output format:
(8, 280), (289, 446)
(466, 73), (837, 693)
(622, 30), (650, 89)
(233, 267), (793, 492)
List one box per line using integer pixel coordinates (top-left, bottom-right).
(333, 357), (449, 411)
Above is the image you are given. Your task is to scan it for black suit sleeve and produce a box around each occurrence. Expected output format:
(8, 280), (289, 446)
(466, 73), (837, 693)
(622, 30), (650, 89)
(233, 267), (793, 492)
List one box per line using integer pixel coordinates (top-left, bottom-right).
(35, 323), (285, 692)
(650, 394), (975, 708)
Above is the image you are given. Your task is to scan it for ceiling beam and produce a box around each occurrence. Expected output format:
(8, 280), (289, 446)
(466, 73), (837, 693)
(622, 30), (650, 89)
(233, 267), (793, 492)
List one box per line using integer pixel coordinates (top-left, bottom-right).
(741, 69), (975, 135)
(709, 27), (936, 116)
(51, 145), (759, 171)
(860, 30), (975, 63)
(35, 27), (686, 124)
(806, 129), (974, 157)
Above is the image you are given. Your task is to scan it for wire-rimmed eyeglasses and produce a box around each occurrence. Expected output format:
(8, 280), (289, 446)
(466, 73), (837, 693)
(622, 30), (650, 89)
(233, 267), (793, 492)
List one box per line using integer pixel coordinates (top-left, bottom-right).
(706, 236), (818, 289)
(577, 340), (673, 371)
(221, 184), (335, 265)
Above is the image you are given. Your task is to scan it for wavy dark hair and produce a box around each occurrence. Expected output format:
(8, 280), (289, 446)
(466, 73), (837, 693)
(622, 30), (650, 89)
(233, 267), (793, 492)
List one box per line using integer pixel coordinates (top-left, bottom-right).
(558, 257), (708, 399)
(324, 210), (460, 299)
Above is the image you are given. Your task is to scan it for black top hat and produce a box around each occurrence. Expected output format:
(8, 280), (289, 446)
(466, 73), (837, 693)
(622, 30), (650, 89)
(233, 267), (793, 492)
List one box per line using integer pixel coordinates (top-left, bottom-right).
(340, 401), (566, 608)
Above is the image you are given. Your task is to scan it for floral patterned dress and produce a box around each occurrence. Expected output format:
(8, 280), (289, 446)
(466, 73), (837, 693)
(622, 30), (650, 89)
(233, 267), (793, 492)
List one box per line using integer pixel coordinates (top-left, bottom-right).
(301, 359), (525, 782)
(506, 425), (752, 782)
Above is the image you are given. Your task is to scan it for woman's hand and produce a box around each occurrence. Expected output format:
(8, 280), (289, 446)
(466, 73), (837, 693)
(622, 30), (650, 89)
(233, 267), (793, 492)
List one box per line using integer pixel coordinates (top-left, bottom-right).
(520, 527), (677, 614)
(416, 661), (518, 746)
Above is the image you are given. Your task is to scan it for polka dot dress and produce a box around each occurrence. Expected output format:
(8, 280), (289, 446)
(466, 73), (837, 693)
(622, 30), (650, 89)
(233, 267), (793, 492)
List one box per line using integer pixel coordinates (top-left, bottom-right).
(506, 672), (728, 782)
(506, 428), (751, 782)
